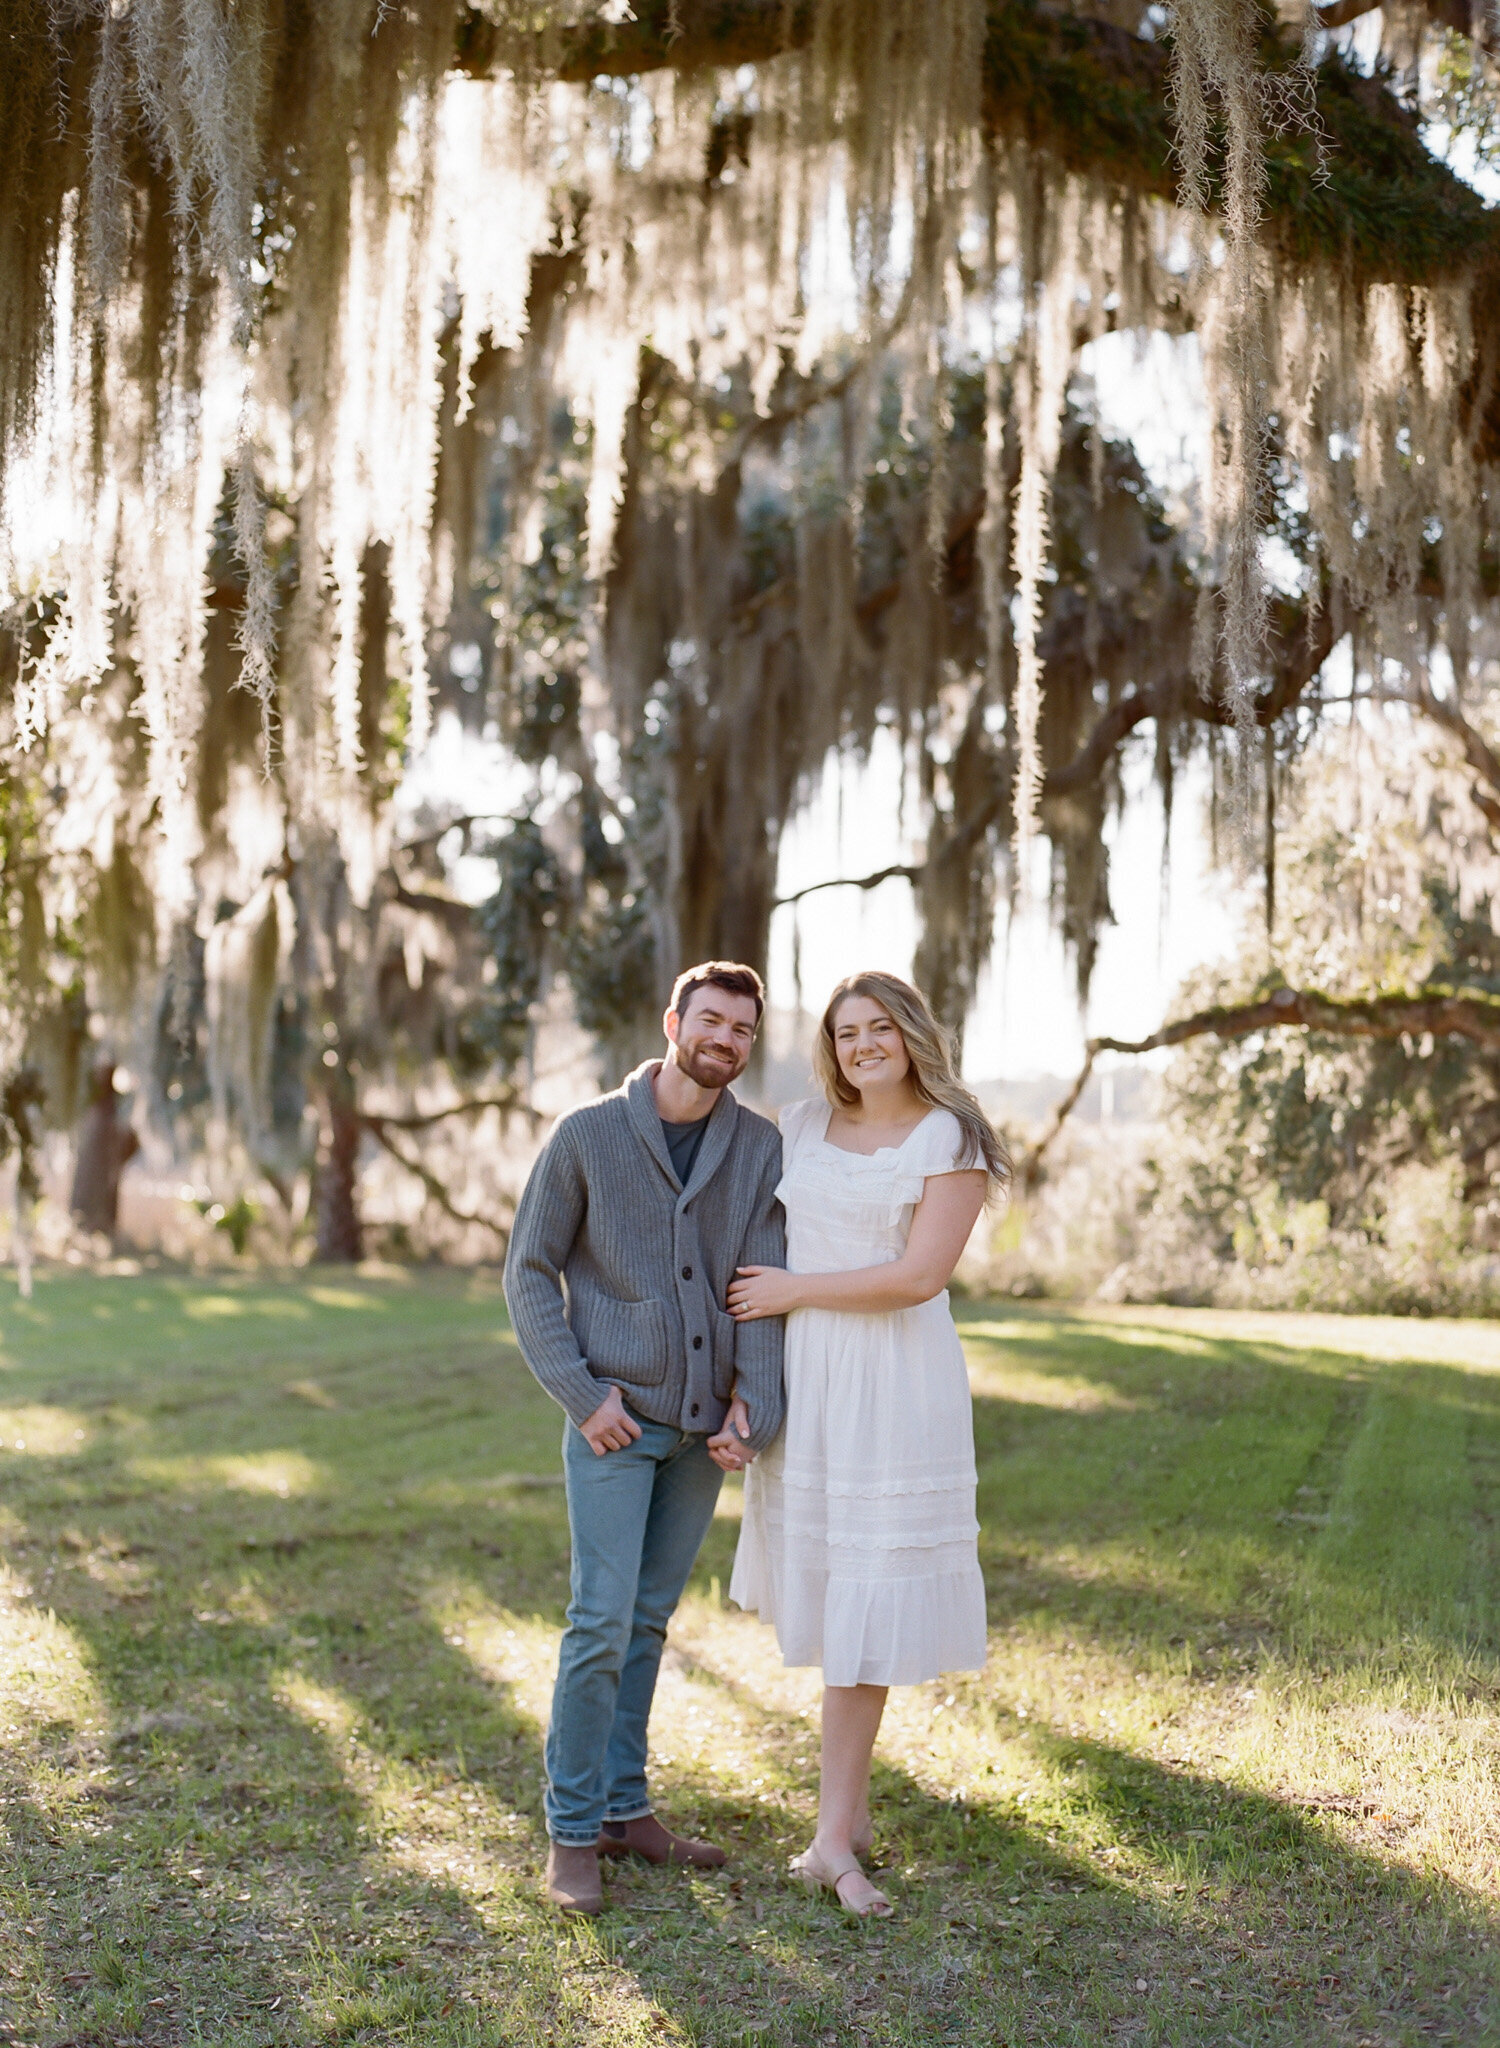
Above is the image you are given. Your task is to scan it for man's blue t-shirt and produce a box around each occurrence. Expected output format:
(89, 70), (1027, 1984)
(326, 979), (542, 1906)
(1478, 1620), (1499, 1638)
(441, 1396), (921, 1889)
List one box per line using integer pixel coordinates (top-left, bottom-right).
(661, 1112), (711, 1186)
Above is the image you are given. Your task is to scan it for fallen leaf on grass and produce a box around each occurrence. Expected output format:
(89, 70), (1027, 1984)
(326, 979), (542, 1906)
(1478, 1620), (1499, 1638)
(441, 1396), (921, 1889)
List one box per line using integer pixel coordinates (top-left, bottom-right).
(283, 1379), (337, 1409)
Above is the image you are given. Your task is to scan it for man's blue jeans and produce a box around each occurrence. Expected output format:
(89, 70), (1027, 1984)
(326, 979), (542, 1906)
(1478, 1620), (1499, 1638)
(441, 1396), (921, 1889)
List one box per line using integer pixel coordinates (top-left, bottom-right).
(544, 1408), (723, 1846)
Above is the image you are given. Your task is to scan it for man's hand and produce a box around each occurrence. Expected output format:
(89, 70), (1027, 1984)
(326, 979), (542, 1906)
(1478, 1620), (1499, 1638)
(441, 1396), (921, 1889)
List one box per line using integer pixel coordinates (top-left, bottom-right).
(707, 1393), (754, 1472)
(579, 1384), (642, 1457)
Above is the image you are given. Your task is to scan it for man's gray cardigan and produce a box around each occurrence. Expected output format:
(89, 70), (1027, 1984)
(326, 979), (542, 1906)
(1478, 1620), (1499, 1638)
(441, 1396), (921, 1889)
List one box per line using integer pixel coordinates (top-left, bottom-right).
(504, 1062), (787, 1453)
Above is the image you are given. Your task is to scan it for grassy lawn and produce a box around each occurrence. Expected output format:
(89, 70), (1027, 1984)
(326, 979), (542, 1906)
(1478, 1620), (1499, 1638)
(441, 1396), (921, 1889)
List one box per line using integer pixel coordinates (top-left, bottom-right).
(1, 1274), (1498, 2048)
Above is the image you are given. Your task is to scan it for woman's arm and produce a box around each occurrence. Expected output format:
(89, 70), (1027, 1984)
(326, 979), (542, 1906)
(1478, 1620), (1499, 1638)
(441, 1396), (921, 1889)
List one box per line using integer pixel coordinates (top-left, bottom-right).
(726, 1169), (986, 1319)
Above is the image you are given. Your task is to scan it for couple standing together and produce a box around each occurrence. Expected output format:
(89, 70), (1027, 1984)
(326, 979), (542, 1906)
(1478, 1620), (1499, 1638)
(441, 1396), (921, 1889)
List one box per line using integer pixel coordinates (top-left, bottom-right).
(506, 961), (1009, 1919)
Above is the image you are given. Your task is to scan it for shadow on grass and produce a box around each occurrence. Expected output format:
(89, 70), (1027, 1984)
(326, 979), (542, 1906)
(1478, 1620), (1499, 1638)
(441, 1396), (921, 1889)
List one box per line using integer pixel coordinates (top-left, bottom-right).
(4, 1476), (1499, 2048)
(0, 1583), (555, 2042)
(644, 1633), (1500, 2048)
(955, 1312), (1500, 1669)
(1, 1282), (1498, 2045)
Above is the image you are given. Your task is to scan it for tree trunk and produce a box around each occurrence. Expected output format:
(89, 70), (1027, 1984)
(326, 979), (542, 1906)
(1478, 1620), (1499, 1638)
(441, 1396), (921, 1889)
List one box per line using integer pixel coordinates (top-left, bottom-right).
(70, 1064), (141, 1238)
(312, 1081), (364, 1263)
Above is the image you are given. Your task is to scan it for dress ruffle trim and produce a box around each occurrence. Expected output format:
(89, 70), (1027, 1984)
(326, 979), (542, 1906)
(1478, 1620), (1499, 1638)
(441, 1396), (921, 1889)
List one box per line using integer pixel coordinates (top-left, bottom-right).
(779, 1469), (978, 1500)
(815, 1524), (981, 1552)
(732, 1564), (988, 1688)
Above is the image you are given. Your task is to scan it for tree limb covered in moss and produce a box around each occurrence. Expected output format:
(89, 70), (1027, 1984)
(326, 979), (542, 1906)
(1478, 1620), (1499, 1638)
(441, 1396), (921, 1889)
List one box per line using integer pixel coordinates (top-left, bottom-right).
(771, 594), (1336, 911)
(1094, 986), (1500, 1056)
(1316, 0), (1495, 49)
(789, 607), (1500, 930)
(454, 0), (1494, 286)
(1045, 594), (1341, 796)
(1021, 984), (1500, 1187)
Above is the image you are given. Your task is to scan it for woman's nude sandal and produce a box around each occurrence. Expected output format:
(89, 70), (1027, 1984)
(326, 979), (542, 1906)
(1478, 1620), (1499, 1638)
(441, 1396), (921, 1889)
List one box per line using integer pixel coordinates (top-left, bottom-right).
(790, 1845), (893, 1919)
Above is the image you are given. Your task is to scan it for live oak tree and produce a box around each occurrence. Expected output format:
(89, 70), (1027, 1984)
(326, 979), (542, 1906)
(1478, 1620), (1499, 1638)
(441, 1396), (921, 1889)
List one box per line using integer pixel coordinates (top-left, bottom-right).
(6, 0), (1500, 1248)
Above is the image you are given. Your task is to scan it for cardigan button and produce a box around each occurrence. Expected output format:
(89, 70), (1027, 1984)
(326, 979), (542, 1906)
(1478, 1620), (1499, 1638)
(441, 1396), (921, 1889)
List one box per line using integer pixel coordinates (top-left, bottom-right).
(682, 1265), (693, 1280)
(692, 1335), (703, 1350)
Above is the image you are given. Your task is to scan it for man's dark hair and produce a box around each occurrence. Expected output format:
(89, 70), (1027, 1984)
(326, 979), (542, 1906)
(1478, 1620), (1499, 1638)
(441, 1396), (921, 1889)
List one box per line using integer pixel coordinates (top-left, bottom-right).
(669, 960), (765, 1025)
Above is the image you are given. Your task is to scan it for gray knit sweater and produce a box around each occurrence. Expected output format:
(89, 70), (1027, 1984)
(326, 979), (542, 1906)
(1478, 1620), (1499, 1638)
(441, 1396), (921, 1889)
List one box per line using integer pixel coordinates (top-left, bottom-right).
(504, 1062), (787, 1452)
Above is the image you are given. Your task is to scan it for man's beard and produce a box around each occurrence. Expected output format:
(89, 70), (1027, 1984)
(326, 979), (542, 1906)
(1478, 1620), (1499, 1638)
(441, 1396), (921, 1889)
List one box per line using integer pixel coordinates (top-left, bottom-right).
(676, 1040), (748, 1089)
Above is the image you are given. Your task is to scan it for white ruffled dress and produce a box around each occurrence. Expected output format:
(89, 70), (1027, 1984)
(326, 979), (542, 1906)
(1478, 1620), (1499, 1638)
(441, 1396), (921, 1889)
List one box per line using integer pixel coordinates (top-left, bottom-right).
(728, 1097), (988, 1687)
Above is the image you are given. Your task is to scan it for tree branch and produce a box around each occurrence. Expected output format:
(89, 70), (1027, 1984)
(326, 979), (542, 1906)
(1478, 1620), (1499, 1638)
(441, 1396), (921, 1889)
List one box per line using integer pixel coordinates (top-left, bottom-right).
(984, 602), (1500, 838)
(456, 0), (812, 83)
(1090, 986), (1500, 1058)
(1020, 984), (1500, 1187)
(1404, 682), (1500, 806)
(772, 599), (1339, 917)
(1018, 1046), (1096, 1192)
(1044, 597), (1340, 796)
(394, 813), (502, 858)
(1315, 0), (1495, 46)
(774, 863), (922, 910)
(389, 877), (480, 933)
(360, 1093), (537, 1134)
(362, 1116), (513, 1241)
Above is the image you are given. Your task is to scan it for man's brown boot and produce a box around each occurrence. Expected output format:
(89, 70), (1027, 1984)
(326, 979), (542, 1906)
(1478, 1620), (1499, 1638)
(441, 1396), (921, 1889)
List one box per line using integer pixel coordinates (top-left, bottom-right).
(545, 1842), (603, 1915)
(598, 1813), (727, 1869)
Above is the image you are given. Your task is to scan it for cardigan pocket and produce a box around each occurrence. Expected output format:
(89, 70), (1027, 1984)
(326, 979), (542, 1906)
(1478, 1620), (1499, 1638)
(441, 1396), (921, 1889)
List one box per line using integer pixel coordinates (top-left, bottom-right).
(575, 1293), (674, 1387)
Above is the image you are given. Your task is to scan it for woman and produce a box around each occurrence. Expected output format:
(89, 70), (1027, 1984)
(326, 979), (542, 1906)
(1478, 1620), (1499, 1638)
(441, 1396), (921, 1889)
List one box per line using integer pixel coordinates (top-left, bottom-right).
(726, 971), (1009, 1918)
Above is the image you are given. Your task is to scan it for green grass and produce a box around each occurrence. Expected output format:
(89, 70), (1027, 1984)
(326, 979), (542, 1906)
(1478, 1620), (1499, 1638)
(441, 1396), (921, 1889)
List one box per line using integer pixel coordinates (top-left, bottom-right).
(1, 1274), (1498, 2047)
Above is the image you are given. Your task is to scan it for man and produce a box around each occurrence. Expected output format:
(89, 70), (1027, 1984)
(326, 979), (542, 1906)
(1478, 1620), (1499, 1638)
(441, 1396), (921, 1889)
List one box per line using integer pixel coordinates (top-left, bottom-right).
(505, 961), (786, 1916)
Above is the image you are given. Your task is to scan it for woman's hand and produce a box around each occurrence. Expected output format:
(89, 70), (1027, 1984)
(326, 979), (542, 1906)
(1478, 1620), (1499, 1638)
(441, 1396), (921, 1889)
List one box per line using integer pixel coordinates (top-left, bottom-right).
(727, 1265), (803, 1320)
(726, 1172), (988, 1319)
(706, 1393), (753, 1471)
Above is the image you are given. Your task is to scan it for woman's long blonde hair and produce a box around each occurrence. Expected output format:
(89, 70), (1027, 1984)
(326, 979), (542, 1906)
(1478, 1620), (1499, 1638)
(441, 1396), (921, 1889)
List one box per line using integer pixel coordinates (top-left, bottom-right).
(813, 971), (1012, 1186)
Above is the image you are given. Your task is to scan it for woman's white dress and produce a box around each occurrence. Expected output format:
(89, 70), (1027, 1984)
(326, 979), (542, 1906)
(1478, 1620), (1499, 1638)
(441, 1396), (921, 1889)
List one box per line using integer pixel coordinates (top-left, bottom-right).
(729, 1097), (988, 1687)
